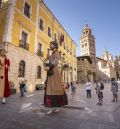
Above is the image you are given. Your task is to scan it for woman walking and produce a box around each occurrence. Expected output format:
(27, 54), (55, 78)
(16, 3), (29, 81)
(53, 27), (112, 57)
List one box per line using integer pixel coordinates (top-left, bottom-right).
(44, 41), (68, 114)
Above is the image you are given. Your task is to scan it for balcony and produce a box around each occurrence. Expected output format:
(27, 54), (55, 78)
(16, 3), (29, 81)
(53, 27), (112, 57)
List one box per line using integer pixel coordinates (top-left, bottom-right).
(19, 40), (29, 50)
(0, 1), (9, 8)
(37, 50), (43, 57)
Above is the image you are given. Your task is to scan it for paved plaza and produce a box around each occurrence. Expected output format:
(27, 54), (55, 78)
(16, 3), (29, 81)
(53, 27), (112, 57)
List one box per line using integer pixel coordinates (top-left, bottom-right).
(0, 83), (120, 129)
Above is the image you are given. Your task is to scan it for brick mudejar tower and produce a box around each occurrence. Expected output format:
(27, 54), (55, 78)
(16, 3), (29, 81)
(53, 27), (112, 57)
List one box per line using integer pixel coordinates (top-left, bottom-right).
(80, 23), (97, 81)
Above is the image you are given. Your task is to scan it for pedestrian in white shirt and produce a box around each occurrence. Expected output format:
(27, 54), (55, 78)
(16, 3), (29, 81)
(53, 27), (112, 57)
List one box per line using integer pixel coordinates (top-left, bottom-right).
(85, 81), (92, 98)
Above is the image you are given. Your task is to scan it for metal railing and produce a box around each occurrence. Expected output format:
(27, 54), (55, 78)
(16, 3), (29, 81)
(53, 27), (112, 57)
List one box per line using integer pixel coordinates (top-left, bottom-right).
(19, 40), (29, 50)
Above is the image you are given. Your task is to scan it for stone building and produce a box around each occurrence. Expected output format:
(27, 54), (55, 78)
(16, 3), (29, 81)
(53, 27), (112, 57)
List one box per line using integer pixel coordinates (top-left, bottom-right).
(77, 56), (92, 83)
(114, 56), (120, 80)
(98, 50), (116, 82)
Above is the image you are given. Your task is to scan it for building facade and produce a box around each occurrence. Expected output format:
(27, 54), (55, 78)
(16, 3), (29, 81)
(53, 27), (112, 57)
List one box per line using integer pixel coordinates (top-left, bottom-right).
(0, 0), (77, 92)
(98, 50), (116, 82)
(97, 57), (116, 83)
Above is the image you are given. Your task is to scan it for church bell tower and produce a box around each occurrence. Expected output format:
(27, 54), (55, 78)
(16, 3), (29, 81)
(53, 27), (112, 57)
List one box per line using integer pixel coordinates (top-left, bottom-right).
(80, 23), (96, 64)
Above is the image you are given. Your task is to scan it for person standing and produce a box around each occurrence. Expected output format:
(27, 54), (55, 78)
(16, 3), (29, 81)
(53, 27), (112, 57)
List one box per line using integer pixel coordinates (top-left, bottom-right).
(44, 41), (68, 114)
(111, 78), (118, 102)
(85, 81), (92, 98)
(19, 80), (25, 97)
(0, 49), (10, 104)
(95, 80), (104, 105)
(24, 79), (27, 92)
(71, 81), (76, 100)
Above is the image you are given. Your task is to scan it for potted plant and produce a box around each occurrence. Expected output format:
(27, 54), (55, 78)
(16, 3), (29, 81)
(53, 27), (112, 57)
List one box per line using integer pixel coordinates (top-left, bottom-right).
(9, 81), (16, 95)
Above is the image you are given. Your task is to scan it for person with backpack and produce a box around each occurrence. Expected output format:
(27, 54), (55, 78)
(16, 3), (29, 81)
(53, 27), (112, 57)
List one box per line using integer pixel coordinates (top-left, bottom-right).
(95, 80), (104, 105)
(100, 82), (104, 90)
(111, 78), (118, 102)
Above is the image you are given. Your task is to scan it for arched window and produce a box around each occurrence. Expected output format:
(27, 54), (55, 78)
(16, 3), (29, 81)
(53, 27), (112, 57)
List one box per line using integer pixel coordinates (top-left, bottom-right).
(18, 60), (25, 77)
(37, 66), (41, 79)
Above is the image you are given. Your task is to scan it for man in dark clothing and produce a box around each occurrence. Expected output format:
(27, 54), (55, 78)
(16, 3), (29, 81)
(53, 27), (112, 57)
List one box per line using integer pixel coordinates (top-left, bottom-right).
(19, 80), (25, 97)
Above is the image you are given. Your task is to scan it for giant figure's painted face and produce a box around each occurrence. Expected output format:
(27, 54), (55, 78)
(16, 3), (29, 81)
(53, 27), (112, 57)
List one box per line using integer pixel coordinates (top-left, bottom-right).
(0, 49), (6, 57)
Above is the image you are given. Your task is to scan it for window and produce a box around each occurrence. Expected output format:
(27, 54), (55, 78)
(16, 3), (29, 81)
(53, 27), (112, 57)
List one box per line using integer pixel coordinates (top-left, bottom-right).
(37, 66), (41, 79)
(37, 43), (43, 57)
(21, 31), (28, 43)
(86, 31), (88, 35)
(24, 2), (31, 18)
(38, 43), (42, 52)
(48, 27), (51, 37)
(66, 45), (68, 52)
(39, 19), (44, 31)
(19, 30), (29, 50)
(103, 62), (106, 67)
(18, 60), (25, 77)
(67, 47), (69, 52)
(54, 33), (57, 41)
(85, 43), (87, 47)
(47, 48), (50, 57)
(82, 44), (84, 48)
(64, 42), (66, 49)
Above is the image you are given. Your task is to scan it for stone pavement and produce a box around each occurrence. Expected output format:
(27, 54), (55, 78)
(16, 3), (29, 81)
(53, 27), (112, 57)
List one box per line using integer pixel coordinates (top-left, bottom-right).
(0, 83), (120, 129)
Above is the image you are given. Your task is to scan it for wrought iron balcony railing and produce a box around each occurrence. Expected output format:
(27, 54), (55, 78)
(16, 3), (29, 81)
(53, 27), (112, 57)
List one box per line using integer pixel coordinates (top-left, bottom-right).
(19, 40), (29, 50)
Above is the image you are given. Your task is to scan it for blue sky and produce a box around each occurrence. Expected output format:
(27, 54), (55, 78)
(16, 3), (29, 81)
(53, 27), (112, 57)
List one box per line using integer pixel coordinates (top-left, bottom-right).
(44, 0), (120, 57)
